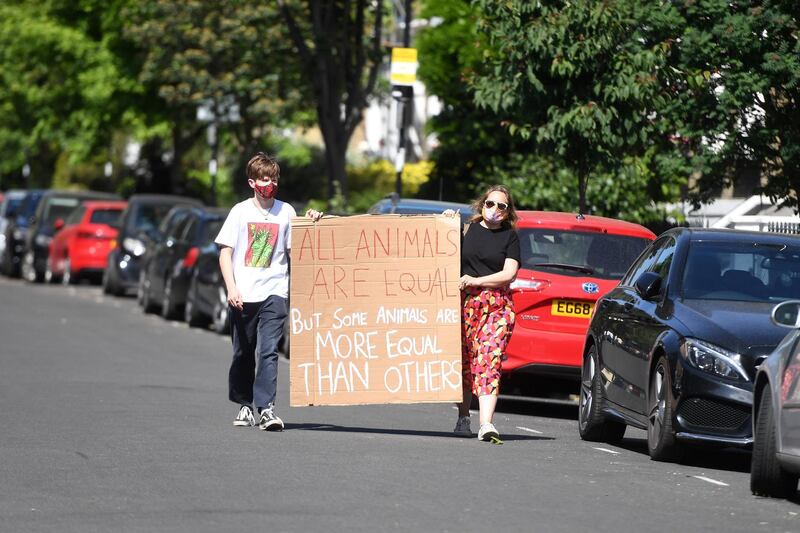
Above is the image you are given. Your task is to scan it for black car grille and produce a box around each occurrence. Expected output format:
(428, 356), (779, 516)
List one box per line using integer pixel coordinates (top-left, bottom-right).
(677, 397), (750, 431)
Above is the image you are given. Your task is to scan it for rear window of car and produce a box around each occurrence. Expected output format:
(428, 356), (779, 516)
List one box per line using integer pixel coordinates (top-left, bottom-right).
(129, 203), (175, 234)
(42, 197), (81, 225)
(202, 220), (224, 243)
(682, 241), (800, 302)
(90, 208), (123, 225)
(518, 229), (651, 280)
(1, 195), (25, 218)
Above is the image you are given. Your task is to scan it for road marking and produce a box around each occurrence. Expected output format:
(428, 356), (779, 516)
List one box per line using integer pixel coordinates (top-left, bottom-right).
(516, 426), (542, 435)
(592, 447), (620, 455)
(692, 475), (728, 487)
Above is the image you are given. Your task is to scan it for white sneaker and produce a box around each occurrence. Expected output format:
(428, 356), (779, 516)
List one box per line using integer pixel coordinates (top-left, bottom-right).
(453, 416), (472, 437)
(478, 423), (500, 442)
(259, 404), (284, 431)
(233, 405), (256, 427)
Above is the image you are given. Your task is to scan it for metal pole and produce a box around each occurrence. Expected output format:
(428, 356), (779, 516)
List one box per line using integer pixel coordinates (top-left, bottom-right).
(394, 0), (413, 197)
(208, 121), (218, 206)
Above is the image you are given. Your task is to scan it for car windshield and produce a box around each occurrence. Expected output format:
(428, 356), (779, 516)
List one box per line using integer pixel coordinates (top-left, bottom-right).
(518, 229), (651, 280)
(129, 203), (174, 236)
(682, 240), (800, 302)
(42, 197), (81, 225)
(90, 208), (123, 225)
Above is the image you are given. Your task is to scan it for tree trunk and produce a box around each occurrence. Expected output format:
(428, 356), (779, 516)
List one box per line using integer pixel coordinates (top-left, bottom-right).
(319, 113), (348, 206)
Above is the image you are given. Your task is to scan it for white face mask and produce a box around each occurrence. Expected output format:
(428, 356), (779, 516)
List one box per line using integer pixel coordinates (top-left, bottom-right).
(483, 206), (505, 224)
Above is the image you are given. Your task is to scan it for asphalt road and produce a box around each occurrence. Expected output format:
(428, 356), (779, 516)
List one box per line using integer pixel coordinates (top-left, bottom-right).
(1, 277), (798, 533)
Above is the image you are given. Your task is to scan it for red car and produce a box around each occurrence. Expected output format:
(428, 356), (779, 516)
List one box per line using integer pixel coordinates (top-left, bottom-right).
(46, 200), (127, 284)
(503, 211), (656, 393)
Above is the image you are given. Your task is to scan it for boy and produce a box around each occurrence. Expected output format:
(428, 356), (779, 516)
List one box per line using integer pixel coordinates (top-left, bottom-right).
(216, 152), (320, 430)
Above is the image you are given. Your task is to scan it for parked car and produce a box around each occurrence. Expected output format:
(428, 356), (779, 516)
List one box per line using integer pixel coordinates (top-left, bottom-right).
(103, 194), (203, 295)
(503, 212), (655, 396)
(579, 227), (800, 461)
(138, 205), (224, 319)
(21, 190), (120, 283)
(368, 194), (472, 224)
(0, 189), (27, 261)
(1, 189), (44, 277)
(750, 299), (800, 498)
(45, 200), (127, 284)
(184, 237), (231, 334)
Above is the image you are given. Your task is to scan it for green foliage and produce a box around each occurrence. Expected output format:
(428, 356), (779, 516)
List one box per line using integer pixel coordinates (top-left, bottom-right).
(0, 2), (126, 180)
(470, 0), (679, 214)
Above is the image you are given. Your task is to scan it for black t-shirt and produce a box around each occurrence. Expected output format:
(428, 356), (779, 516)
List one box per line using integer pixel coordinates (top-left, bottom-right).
(461, 222), (521, 277)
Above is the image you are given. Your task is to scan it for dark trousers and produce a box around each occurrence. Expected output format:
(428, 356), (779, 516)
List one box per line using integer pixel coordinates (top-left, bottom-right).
(228, 295), (287, 410)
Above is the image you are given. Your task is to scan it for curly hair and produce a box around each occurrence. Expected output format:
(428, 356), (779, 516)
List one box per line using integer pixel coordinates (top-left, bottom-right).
(469, 185), (518, 229)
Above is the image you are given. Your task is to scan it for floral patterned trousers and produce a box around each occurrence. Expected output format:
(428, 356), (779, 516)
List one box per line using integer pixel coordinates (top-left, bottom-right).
(461, 287), (516, 397)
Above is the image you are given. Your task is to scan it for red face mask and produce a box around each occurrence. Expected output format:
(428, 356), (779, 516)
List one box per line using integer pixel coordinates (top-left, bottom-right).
(254, 181), (278, 199)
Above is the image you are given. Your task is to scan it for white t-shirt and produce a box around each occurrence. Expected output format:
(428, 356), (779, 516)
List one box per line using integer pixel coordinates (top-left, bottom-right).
(215, 198), (297, 302)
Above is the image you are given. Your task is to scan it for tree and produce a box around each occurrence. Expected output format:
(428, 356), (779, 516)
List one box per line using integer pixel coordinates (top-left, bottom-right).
(124, 0), (311, 199)
(0, 1), (126, 187)
(654, 1), (800, 210)
(278, 0), (386, 204)
(470, 0), (677, 214)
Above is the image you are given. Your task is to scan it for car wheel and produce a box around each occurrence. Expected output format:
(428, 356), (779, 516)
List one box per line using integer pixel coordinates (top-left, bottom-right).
(578, 344), (626, 444)
(21, 251), (41, 283)
(279, 320), (290, 358)
(161, 277), (179, 320)
(647, 356), (682, 462)
(751, 385), (799, 498)
(185, 276), (208, 328)
(44, 261), (58, 284)
(140, 271), (157, 314)
(0, 245), (14, 277)
(212, 286), (230, 334)
(61, 258), (75, 285)
(102, 259), (123, 296)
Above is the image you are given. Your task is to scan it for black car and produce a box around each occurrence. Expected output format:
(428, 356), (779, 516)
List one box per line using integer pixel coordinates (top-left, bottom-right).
(183, 235), (231, 334)
(578, 227), (800, 461)
(103, 194), (203, 295)
(21, 190), (119, 283)
(138, 205), (225, 319)
(1, 190), (44, 277)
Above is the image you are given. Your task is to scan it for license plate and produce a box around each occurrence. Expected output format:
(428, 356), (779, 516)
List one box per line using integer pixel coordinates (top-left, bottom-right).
(551, 299), (593, 318)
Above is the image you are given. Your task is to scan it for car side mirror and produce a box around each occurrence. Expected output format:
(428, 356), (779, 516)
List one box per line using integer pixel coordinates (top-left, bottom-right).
(634, 271), (662, 300)
(771, 300), (800, 328)
(53, 218), (65, 231)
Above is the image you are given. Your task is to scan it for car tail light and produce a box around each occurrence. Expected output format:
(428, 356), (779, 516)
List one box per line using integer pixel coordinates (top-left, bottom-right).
(182, 247), (199, 268)
(509, 278), (551, 291)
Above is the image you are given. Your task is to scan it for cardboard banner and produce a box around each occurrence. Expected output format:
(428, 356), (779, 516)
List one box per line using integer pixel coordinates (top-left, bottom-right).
(289, 214), (463, 406)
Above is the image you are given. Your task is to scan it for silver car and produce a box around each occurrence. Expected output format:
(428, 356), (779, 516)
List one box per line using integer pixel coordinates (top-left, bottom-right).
(751, 299), (800, 498)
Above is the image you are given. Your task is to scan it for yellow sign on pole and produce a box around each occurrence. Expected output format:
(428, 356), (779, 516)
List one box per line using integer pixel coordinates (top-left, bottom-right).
(390, 47), (418, 86)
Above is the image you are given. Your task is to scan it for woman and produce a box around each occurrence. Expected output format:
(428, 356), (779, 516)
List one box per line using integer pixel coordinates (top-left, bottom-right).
(445, 185), (520, 443)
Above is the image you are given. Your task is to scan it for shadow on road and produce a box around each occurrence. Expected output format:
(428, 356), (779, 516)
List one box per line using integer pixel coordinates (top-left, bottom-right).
(616, 436), (753, 474)
(287, 423), (554, 442)
(495, 396), (578, 421)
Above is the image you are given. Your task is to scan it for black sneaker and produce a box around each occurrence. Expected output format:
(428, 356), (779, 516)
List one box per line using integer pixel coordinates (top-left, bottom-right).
(259, 404), (284, 431)
(233, 405), (256, 427)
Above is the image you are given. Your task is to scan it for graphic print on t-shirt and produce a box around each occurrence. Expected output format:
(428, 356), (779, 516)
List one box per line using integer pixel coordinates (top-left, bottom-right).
(245, 222), (279, 267)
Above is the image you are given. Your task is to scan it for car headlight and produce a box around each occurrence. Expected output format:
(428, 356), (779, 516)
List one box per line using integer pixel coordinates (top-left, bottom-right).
(123, 237), (146, 257)
(680, 338), (748, 381)
(35, 234), (51, 247)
